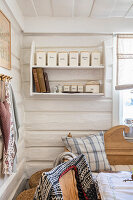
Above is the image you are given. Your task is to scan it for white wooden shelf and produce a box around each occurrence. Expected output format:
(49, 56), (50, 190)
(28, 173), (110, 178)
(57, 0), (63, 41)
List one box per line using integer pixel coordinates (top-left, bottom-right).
(31, 92), (104, 97)
(32, 65), (104, 70)
(30, 41), (105, 97)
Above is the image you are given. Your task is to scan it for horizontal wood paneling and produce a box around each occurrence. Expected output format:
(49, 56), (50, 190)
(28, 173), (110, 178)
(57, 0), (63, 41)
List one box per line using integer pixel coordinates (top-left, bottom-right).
(25, 111), (111, 131)
(26, 147), (64, 161)
(24, 99), (112, 112)
(25, 130), (100, 147)
(26, 161), (53, 178)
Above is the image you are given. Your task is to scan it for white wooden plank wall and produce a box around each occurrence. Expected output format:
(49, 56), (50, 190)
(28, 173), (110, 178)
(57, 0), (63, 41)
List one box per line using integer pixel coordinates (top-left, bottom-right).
(23, 35), (113, 177)
(0, 0), (25, 196)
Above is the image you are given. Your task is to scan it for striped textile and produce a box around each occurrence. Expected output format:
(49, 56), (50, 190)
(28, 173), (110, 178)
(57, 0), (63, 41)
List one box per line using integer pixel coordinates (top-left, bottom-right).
(34, 154), (98, 200)
(62, 132), (111, 172)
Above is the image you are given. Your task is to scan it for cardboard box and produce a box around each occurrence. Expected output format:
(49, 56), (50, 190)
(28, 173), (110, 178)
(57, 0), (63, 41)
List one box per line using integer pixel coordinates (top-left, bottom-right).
(80, 51), (90, 66)
(69, 51), (79, 67)
(91, 52), (101, 66)
(58, 52), (68, 66)
(48, 52), (57, 66)
(36, 51), (46, 66)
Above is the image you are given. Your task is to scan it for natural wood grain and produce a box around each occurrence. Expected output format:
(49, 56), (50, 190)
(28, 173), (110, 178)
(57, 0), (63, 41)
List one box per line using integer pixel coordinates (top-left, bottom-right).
(59, 170), (79, 200)
(104, 125), (133, 165)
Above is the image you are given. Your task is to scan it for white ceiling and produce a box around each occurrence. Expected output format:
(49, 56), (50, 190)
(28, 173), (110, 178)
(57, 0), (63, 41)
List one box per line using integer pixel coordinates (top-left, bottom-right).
(17, 0), (133, 18)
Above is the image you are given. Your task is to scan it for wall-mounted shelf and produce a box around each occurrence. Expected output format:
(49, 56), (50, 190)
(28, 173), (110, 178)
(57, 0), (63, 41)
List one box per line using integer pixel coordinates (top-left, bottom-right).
(30, 41), (105, 98)
(32, 65), (104, 70)
(31, 92), (104, 97)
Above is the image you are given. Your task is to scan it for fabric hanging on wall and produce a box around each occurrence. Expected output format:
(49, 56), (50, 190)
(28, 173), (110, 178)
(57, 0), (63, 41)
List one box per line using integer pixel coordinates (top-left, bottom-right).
(0, 101), (11, 151)
(2, 81), (20, 174)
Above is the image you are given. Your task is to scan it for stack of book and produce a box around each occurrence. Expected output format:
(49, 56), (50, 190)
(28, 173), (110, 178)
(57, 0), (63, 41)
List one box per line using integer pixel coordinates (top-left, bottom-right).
(32, 68), (50, 93)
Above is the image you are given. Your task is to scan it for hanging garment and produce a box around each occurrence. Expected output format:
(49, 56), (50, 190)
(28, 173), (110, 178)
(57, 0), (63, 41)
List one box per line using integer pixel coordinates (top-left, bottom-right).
(0, 80), (5, 102)
(0, 101), (11, 151)
(2, 82), (19, 174)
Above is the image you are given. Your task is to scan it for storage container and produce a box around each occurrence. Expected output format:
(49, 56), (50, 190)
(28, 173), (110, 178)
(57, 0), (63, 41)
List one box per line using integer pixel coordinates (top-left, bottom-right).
(36, 51), (46, 66)
(78, 85), (84, 93)
(80, 51), (90, 66)
(58, 52), (68, 66)
(63, 85), (70, 92)
(48, 51), (57, 66)
(91, 52), (101, 66)
(70, 85), (78, 92)
(69, 51), (79, 67)
(85, 81), (99, 93)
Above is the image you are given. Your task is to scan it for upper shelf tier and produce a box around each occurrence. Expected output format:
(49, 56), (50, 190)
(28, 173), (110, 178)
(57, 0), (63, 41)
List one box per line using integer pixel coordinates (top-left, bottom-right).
(32, 65), (104, 70)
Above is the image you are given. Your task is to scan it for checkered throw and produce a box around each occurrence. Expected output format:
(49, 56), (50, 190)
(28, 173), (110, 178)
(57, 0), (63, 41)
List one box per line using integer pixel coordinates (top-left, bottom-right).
(62, 132), (111, 172)
(34, 154), (97, 200)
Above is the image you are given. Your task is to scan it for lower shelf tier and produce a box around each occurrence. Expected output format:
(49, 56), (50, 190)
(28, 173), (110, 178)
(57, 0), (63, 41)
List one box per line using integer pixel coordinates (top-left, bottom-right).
(30, 92), (104, 97)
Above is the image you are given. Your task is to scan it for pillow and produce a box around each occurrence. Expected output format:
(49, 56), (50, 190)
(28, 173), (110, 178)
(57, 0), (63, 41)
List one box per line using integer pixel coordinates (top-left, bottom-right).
(62, 132), (111, 172)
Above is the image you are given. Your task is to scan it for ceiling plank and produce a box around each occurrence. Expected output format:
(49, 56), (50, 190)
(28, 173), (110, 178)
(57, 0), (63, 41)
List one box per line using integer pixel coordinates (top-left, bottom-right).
(52, 0), (73, 17)
(33, 0), (52, 16)
(91, 0), (116, 18)
(125, 4), (133, 18)
(74, 0), (94, 17)
(17, 0), (37, 17)
(91, 0), (133, 18)
(109, 0), (133, 17)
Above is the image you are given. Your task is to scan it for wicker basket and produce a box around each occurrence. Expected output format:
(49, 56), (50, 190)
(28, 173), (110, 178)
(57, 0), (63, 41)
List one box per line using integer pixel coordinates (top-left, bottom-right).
(29, 168), (52, 188)
(16, 188), (36, 200)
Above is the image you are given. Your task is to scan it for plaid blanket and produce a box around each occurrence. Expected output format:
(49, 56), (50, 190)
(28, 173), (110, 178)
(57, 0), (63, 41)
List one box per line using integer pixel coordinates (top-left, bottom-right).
(34, 154), (97, 200)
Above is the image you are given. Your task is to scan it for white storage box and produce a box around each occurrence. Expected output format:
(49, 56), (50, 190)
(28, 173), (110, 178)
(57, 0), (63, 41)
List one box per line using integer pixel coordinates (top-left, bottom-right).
(85, 81), (99, 93)
(58, 52), (68, 66)
(69, 51), (79, 67)
(63, 85), (70, 92)
(70, 85), (77, 92)
(80, 51), (90, 66)
(36, 51), (46, 66)
(78, 85), (84, 93)
(91, 52), (101, 66)
(48, 52), (57, 66)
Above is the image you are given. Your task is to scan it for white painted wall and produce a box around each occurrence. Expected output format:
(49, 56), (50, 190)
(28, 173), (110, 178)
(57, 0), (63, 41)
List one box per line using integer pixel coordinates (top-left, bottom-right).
(0, 0), (25, 199)
(22, 34), (113, 177)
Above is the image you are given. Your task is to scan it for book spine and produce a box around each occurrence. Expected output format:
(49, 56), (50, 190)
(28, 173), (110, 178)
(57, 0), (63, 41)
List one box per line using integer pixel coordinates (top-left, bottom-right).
(36, 68), (46, 93)
(32, 68), (41, 93)
(44, 71), (50, 93)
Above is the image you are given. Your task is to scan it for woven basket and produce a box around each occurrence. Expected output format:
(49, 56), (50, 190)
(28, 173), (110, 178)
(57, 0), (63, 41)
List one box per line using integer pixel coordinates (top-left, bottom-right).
(29, 168), (52, 188)
(16, 187), (36, 200)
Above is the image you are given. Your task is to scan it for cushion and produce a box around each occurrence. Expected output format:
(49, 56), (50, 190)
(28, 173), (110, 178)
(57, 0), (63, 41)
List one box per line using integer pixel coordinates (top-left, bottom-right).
(62, 132), (111, 172)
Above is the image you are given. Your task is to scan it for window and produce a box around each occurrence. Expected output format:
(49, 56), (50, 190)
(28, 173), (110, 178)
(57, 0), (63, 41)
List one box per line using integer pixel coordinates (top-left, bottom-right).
(122, 89), (133, 124)
(116, 34), (133, 128)
(116, 34), (133, 90)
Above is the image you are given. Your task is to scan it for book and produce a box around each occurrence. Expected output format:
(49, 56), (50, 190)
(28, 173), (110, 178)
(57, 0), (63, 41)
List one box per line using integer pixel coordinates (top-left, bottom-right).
(32, 68), (41, 93)
(36, 68), (46, 93)
(43, 71), (50, 93)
